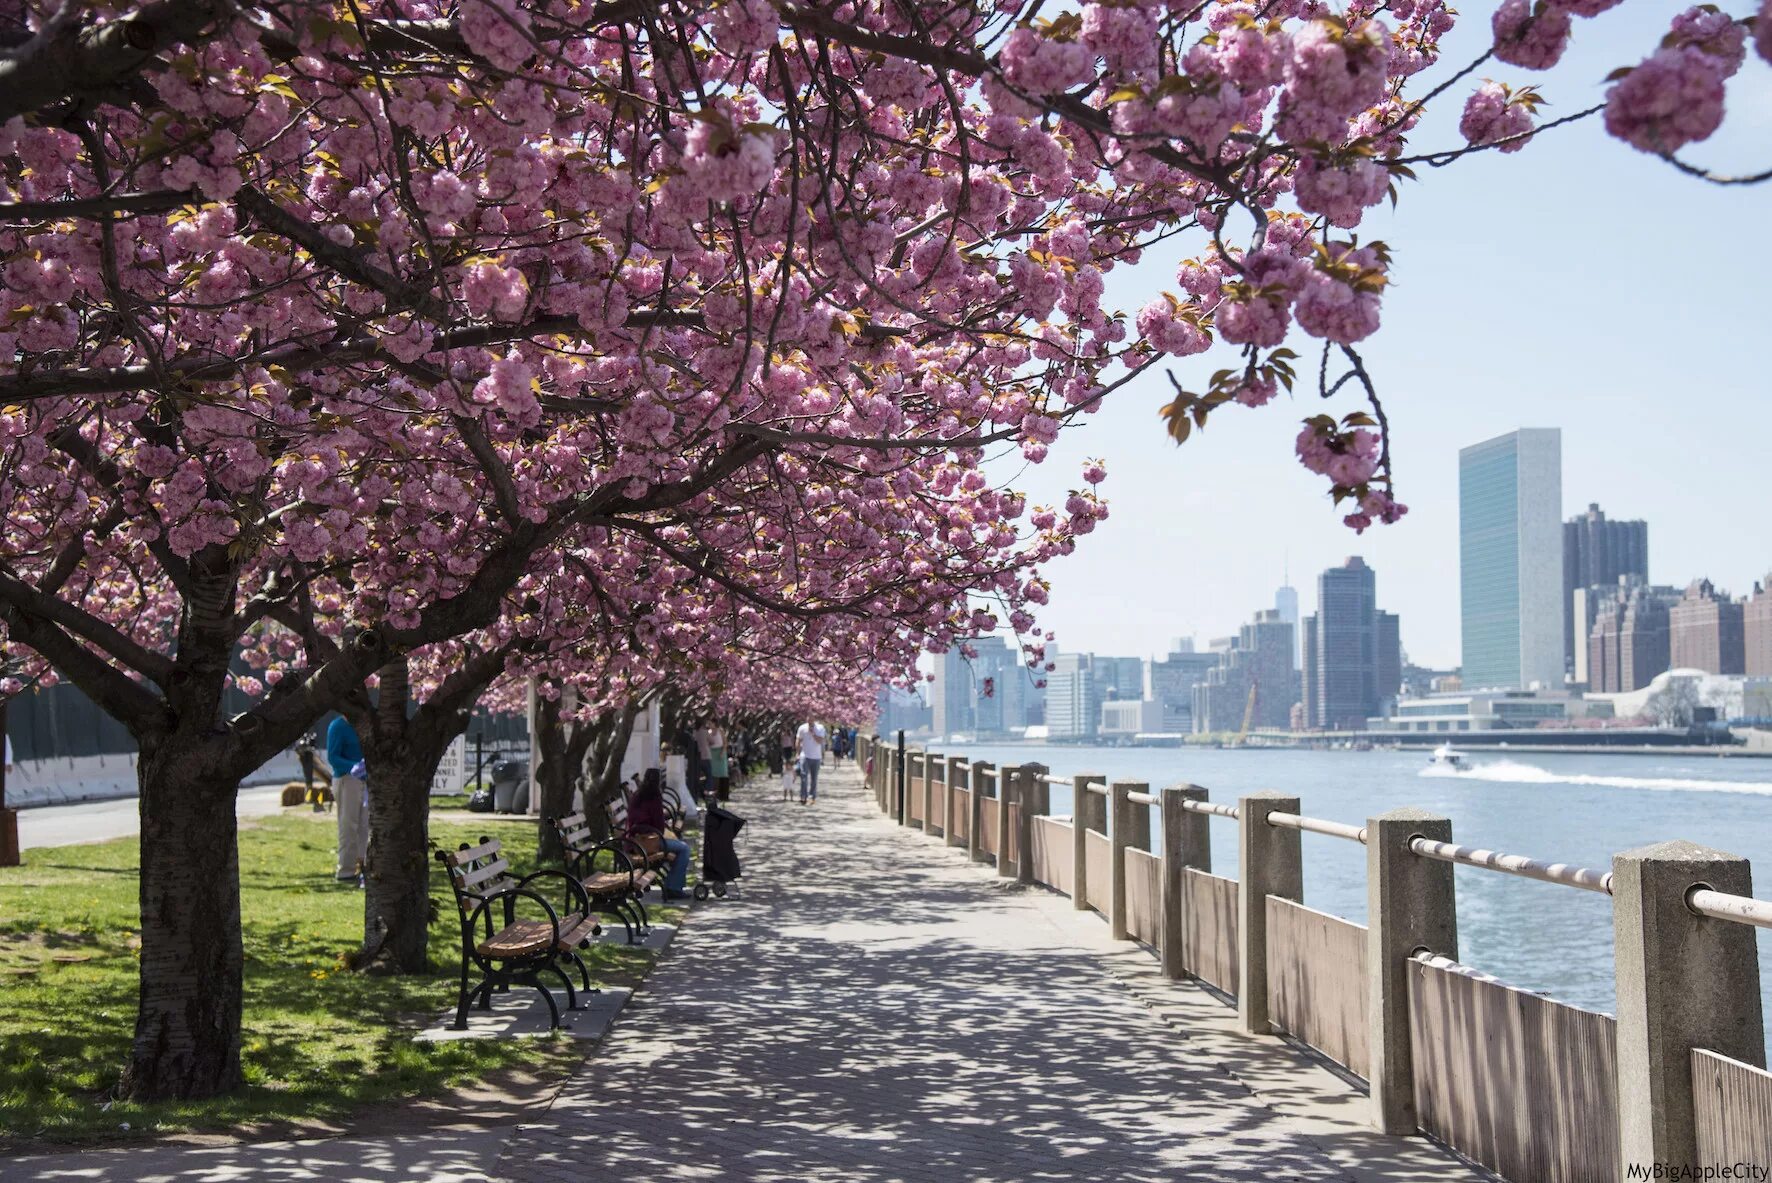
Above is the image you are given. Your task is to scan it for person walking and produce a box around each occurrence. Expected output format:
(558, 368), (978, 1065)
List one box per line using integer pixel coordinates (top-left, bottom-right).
(795, 718), (827, 804)
(708, 724), (730, 801)
(326, 713), (368, 884)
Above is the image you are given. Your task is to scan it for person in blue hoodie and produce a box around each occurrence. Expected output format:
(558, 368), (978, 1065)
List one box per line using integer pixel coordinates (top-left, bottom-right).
(326, 714), (367, 883)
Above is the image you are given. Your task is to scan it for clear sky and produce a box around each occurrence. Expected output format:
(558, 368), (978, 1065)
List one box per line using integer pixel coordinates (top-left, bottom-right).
(983, 2), (1772, 674)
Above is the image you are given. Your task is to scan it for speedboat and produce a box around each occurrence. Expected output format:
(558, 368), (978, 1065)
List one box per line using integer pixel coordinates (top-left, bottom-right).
(1428, 744), (1468, 771)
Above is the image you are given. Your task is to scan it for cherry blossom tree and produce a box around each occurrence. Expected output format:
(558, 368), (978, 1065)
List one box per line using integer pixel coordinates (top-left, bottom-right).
(2, 0), (1766, 1103)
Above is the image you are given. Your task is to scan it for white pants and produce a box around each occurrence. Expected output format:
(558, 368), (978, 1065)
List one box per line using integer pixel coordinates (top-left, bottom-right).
(335, 774), (368, 879)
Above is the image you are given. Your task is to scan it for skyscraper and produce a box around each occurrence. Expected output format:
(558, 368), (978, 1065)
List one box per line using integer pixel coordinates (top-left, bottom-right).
(931, 636), (1034, 738)
(1563, 503), (1649, 673)
(1459, 428), (1564, 691)
(1045, 653), (1099, 741)
(1300, 557), (1402, 730)
(929, 647), (974, 739)
(1588, 579), (1676, 693)
(1146, 643), (1220, 734)
(1193, 610), (1294, 733)
(1670, 579), (1745, 675)
(1274, 579), (1300, 667)
(1747, 577), (1772, 677)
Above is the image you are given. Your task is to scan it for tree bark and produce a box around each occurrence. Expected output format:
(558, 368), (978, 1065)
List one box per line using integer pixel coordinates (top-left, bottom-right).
(120, 733), (245, 1100)
(534, 690), (599, 863)
(356, 657), (480, 975)
(579, 705), (639, 845)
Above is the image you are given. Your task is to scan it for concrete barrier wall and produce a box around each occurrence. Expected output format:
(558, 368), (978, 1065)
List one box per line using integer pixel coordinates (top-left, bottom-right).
(1184, 869), (1239, 996)
(950, 787), (970, 843)
(1266, 897), (1370, 1079)
(1031, 815), (1071, 894)
(1125, 847), (1162, 948)
(1005, 802), (1021, 868)
(930, 782), (946, 837)
(1408, 957), (1619, 1183)
(1084, 829), (1111, 916)
(1693, 1048), (1772, 1167)
(979, 796), (999, 857)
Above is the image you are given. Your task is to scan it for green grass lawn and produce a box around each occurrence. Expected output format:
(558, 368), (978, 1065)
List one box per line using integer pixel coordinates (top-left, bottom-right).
(0, 809), (681, 1148)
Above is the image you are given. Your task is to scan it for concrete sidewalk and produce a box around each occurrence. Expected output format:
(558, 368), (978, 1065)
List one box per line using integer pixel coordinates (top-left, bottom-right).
(497, 764), (1482, 1182)
(7, 765), (1483, 1182)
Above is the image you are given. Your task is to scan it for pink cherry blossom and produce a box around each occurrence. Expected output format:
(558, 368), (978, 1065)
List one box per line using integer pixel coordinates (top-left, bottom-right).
(1459, 82), (1536, 152)
(1603, 47), (1729, 153)
(1490, 0), (1571, 69)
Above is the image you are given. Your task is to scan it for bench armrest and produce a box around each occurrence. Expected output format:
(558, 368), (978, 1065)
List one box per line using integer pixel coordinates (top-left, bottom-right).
(519, 867), (591, 919)
(464, 887), (560, 952)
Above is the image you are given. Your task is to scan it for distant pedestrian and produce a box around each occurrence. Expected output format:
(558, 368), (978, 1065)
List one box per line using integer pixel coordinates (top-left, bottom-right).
(326, 714), (368, 883)
(296, 731), (325, 812)
(796, 719), (827, 804)
(708, 724), (730, 801)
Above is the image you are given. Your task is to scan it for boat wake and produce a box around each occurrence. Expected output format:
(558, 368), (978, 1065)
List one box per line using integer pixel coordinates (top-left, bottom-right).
(1419, 758), (1772, 796)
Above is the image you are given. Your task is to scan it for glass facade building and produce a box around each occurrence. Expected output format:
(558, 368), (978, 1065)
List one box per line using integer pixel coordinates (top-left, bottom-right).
(1459, 428), (1564, 691)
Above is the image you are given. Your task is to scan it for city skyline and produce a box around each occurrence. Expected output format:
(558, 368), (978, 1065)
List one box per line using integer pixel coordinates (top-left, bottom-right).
(963, 1), (1769, 672)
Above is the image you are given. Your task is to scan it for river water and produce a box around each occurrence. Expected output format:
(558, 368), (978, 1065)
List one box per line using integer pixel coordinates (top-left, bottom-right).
(941, 743), (1772, 1034)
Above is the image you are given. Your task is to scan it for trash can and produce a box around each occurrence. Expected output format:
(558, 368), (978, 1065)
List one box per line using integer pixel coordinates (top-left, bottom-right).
(490, 757), (530, 813)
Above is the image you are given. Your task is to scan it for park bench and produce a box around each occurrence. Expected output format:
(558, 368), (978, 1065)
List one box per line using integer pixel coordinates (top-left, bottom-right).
(602, 781), (688, 839)
(552, 812), (662, 944)
(435, 836), (602, 1031)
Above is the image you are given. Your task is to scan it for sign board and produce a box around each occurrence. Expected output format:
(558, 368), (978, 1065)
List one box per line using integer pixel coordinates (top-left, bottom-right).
(431, 734), (468, 796)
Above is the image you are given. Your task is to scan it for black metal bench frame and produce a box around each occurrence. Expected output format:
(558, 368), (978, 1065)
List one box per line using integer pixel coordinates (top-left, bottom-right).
(551, 812), (665, 944)
(436, 836), (601, 1030)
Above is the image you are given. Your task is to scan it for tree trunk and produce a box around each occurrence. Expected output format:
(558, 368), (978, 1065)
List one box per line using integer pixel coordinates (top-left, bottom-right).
(357, 658), (469, 975)
(359, 750), (438, 974)
(121, 737), (245, 1100)
(574, 706), (638, 846)
(534, 692), (597, 864)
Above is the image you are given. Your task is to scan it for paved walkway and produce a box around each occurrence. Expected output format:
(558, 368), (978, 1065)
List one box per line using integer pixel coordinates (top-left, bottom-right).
(496, 766), (1480, 1182)
(14, 785), (287, 850)
(8, 765), (1482, 1182)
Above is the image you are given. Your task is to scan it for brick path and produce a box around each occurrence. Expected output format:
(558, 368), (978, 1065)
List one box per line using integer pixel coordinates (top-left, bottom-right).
(496, 765), (1478, 1182)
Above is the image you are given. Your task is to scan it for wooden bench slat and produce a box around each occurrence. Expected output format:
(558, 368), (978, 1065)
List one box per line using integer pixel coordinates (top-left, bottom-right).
(445, 838), (501, 866)
(455, 857), (510, 889)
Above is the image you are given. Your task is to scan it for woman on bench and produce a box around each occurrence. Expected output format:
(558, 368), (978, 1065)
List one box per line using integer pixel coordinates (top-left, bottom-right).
(628, 768), (692, 902)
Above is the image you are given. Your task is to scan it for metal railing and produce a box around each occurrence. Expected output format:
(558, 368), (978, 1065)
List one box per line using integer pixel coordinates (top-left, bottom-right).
(1688, 886), (1772, 929)
(1267, 811), (1368, 845)
(1408, 837), (1613, 895)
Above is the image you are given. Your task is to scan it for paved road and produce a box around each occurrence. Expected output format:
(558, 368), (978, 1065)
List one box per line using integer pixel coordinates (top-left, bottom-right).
(497, 765), (1480, 1182)
(15, 785), (288, 851)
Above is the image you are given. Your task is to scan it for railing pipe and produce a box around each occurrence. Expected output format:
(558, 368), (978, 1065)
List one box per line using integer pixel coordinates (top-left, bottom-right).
(1267, 811), (1368, 844)
(1408, 836), (1612, 894)
(1686, 886), (1772, 929)
(1183, 799), (1240, 820)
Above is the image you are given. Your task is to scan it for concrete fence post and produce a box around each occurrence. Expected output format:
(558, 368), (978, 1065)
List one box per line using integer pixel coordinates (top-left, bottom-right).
(968, 760), (993, 864)
(1366, 808), (1458, 1135)
(1237, 791), (1301, 1036)
(1016, 763), (1048, 887)
(994, 765), (1014, 878)
(1160, 785), (1210, 979)
(945, 755), (966, 849)
(1071, 773), (1106, 911)
(1613, 841), (1766, 1174)
(921, 751), (938, 836)
(1109, 781), (1150, 941)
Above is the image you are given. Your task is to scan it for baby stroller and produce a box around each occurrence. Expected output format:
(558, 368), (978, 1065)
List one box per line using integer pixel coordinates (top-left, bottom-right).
(693, 804), (746, 900)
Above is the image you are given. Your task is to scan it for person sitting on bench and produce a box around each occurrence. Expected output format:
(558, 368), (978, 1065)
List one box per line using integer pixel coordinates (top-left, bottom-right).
(628, 768), (691, 902)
